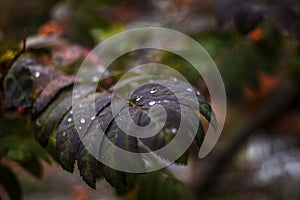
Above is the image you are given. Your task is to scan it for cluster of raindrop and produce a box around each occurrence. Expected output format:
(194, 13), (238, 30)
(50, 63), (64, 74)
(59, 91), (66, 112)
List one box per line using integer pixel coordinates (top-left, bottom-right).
(149, 87), (158, 106)
(136, 95), (142, 102)
(67, 110), (73, 123)
(60, 110), (96, 138)
(149, 101), (156, 106)
(61, 110), (74, 138)
(150, 87), (157, 94)
(186, 88), (192, 92)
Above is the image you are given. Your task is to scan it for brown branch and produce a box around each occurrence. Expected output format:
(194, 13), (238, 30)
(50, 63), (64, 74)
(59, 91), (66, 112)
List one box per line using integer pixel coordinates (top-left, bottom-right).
(193, 82), (299, 196)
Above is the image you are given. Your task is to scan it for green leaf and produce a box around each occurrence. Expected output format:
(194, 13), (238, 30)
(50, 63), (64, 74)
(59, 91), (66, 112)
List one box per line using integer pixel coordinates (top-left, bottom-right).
(56, 92), (112, 180)
(35, 89), (73, 146)
(0, 136), (50, 164)
(3, 51), (216, 193)
(100, 120), (142, 194)
(102, 166), (128, 195)
(76, 143), (98, 189)
(32, 75), (74, 118)
(35, 85), (95, 146)
(128, 79), (216, 129)
(74, 95), (112, 189)
(45, 139), (59, 163)
(55, 78), (214, 189)
(4, 57), (34, 108)
(137, 172), (195, 200)
(56, 111), (78, 173)
(0, 137), (30, 162)
(126, 79), (212, 162)
(87, 96), (131, 193)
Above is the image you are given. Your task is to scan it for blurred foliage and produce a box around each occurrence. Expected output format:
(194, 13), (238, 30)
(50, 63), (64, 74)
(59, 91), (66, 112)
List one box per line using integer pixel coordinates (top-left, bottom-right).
(0, 115), (51, 199)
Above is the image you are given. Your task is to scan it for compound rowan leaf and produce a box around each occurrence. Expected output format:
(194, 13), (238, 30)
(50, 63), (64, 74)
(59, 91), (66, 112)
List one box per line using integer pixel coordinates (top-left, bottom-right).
(3, 50), (216, 194)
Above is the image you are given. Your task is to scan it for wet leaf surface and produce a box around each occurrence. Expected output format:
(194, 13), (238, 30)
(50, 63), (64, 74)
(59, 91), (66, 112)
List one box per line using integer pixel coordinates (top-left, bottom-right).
(3, 53), (216, 193)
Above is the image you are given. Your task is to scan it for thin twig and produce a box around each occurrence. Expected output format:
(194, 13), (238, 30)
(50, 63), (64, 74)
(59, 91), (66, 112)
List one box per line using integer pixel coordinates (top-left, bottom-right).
(6, 29), (27, 69)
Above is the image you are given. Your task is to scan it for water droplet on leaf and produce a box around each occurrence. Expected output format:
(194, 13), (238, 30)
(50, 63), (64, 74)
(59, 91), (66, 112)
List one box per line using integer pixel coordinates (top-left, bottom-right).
(136, 96), (142, 102)
(171, 128), (177, 134)
(92, 76), (98, 82)
(34, 72), (40, 78)
(149, 101), (156, 106)
(150, 88), (157, 94)
(36, 119), (41, 127)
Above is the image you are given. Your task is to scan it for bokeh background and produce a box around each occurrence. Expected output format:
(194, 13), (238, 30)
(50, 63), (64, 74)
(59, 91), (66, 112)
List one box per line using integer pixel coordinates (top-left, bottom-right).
(0, 0), (300, 199)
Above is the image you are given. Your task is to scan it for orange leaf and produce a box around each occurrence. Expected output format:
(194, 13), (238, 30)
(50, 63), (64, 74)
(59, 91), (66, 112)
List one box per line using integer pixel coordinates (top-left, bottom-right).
(248, 27), (263, 43)
(38, 21), (65, 36)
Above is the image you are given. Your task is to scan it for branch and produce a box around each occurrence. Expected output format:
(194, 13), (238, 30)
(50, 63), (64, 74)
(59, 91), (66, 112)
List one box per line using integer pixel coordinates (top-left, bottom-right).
(193, 82), (300, 196)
